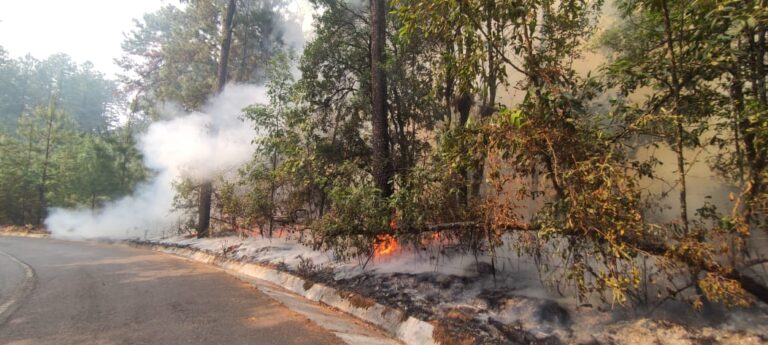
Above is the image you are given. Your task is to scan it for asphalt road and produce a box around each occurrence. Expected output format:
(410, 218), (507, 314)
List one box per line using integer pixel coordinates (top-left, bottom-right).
(0, 237), (344, 345)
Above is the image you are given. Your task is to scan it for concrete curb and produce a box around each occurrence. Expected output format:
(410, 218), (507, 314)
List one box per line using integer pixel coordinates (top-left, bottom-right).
(0, 231), (49, 239)
(130, 242), (439, 345)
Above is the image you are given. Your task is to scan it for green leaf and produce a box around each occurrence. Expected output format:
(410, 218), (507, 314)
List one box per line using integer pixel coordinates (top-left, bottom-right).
(726, 20), (746, 36)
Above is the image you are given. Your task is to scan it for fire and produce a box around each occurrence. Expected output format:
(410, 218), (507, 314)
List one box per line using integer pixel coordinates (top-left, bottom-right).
(374, 234), (399, 257)
(373, 230), (444, 258)
(420, 231), (442, 247)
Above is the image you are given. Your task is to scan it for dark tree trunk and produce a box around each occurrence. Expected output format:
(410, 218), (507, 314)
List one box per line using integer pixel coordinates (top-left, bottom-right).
(730, 66), (745, 183)
(370, 0), (393, 197)
(198, 0), (237, 238)
(20, 120), (35, 225)
(661, 0), (689, 233)
(455, 92), (472, 205)
(268, 152), (277, 237)
(456, 92), (472, 126)
(238, 26), (249, 82)
(216, 0), (237, 93)
(393, 87), (410, 172)
(37, 96), (56, 226)
(444, 39), (456, 126)
(750, 21), (767, 220)
(470, 5), (498, 199)
(117, 122), (133, 194)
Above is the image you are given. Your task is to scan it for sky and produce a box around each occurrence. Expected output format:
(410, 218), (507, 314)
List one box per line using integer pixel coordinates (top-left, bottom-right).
(0, 0), (316, 79)
(0, 0), (169, 77)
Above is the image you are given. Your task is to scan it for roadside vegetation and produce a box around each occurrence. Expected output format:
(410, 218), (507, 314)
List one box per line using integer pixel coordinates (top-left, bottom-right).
(1, 0), (767, 313)
(0, 51), (147, 226)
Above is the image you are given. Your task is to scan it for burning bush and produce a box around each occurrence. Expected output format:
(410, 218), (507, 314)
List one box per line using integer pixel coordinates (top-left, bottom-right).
(310, 166), (393, 261)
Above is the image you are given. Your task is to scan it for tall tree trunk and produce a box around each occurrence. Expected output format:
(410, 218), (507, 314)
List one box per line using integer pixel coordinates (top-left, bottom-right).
(392, 87), (410, 172)
(444, 38), (456, 126)
(118, 137), (129, 194)
(370, 0), (393, 197)
(268, 152), (277, 237)
(470, 5), (498, 199)
(482, 0), (497, 117)
(37, 96), (56, 226)
(238, 27), (249, 82)
(730, 65), (745, 184)
(20, 120), (35, 225)
(750, 15), (767, 225)
(454, 26), (474, 205)
(737, 6), (767, 228)
(661, 0), (689, 233)
(198, 0), (237, 238)
(455, 91), (472, 206)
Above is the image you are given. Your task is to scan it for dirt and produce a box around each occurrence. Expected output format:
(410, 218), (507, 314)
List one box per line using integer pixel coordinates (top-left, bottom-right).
(432, 319), (477, 345)
(337, 290), (376, 309)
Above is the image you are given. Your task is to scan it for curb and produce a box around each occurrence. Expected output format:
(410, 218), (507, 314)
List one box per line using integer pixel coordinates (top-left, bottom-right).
(0, 232), (49, 239)
(130, 242), (439, 345)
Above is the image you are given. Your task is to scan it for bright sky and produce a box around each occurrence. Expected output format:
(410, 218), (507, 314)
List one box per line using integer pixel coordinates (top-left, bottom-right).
(0, 0), (169, 78)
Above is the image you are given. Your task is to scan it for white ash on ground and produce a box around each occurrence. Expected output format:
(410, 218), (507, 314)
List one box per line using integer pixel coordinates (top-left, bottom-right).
(144, 233), (768, 345)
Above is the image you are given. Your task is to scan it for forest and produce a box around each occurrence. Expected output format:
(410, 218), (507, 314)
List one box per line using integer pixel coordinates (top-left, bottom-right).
(0, 52), (147, 226)
(1, 0), (768, 314)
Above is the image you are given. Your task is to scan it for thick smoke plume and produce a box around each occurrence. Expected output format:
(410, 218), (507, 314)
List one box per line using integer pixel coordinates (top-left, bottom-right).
(46, 84), (267, 239)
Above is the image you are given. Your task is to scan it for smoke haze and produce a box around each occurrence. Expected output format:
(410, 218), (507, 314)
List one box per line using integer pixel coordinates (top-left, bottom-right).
(46, 84), (267, 239)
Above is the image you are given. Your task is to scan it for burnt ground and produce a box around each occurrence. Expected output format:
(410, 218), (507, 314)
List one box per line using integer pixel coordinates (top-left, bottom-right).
(292, 267), (768, 345)
(147, 237), (570, 344)
(299, 268), (575, 344)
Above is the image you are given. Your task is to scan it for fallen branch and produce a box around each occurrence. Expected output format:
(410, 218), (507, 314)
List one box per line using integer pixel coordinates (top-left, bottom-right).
(416, 220), (768, 305)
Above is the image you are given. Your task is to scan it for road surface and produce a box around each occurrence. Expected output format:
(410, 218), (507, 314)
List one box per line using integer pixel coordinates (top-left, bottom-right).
(0, 236), (349, 345)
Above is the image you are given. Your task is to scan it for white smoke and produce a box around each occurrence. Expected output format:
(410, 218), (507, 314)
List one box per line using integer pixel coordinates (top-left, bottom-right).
(46, 84), (267, 239)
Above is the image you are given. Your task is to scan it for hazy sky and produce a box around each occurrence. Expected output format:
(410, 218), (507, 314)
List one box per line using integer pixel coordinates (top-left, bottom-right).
(0, 0), (168, 77)
(0, 0), (315, 78)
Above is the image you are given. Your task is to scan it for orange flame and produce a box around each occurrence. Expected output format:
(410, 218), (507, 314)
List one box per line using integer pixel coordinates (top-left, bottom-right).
(374, 234), (399, 257)
(420, 231), (442, 247)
